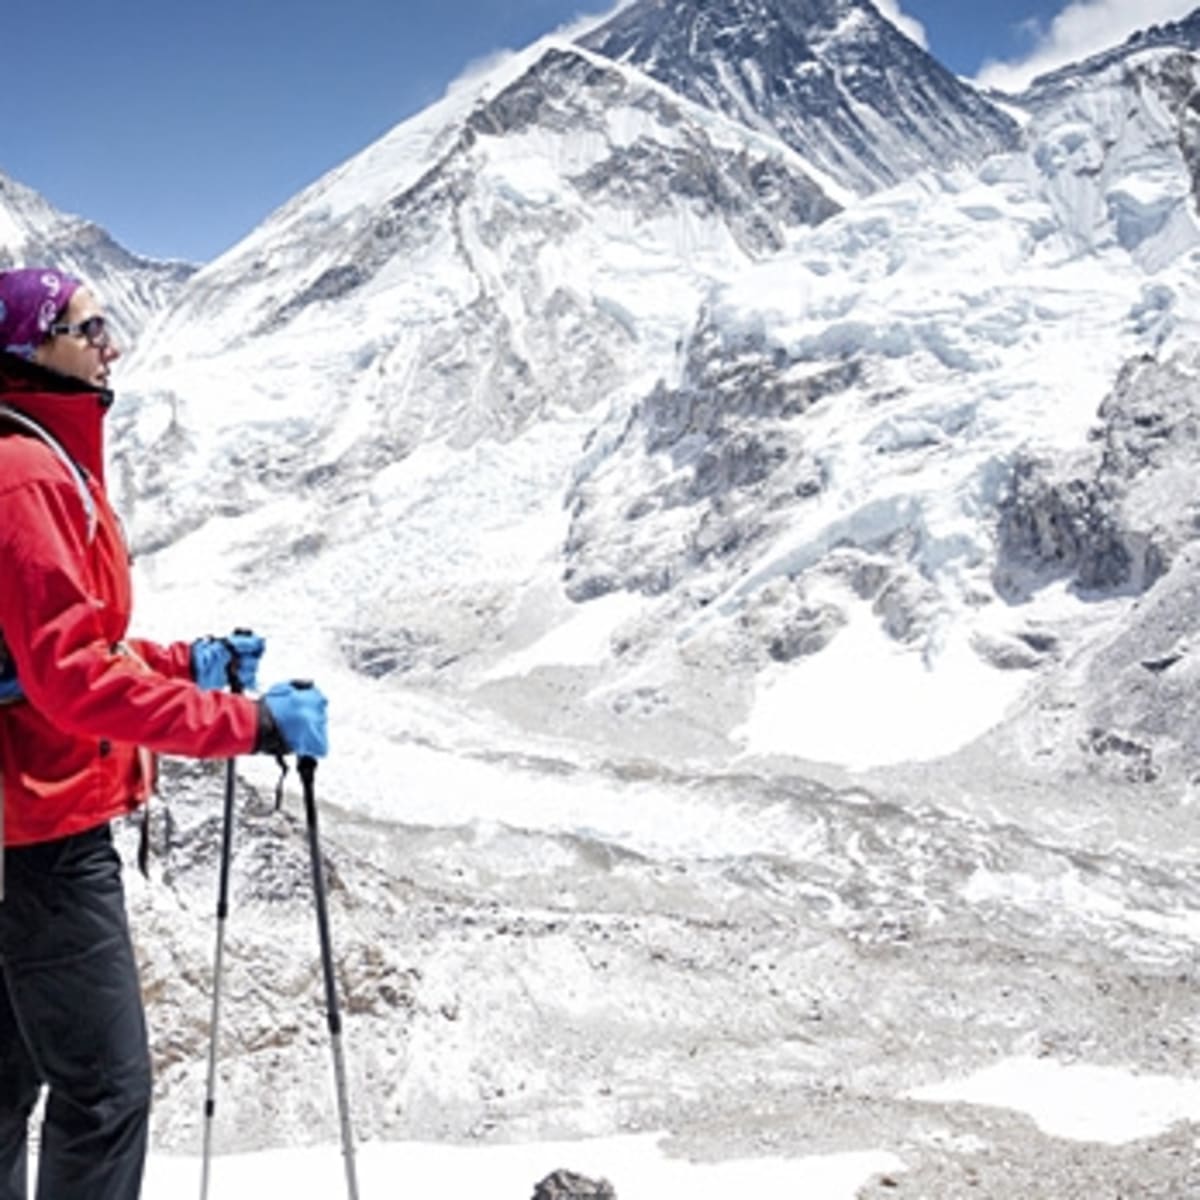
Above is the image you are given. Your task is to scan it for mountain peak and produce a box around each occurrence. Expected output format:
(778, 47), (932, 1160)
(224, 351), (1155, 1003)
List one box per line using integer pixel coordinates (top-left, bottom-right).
(0, 169), (194, 344)
(578, 0), (1019, 194)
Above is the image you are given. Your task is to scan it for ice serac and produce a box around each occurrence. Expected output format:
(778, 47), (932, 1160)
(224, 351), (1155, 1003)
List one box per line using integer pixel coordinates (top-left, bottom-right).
(578, 0), (1021, 195)
(0, 170), (194, 344)
(1017, 23), (1200, 271)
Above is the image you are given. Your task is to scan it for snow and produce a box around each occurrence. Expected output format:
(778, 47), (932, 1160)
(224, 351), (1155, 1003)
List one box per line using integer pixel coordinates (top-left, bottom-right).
(0, 203), (26, 248)
(483, 591), (645, 679)
(141, 1137), (900, 1199)
(910, 1058), (1200, 1145)
(123, 55), (1200, 778)
(735, 603), (1028, 768)
(83, 18), (1200, 838)
(130, 1053), (1200, 1194)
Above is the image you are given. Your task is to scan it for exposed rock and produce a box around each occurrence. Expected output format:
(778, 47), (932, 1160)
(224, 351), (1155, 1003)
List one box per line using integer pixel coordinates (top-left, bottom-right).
(992, 458), (1139, 598)
(1095, 353), (1200, 478)
(563, 319), (859, 604)
(872, 570), (939, 644)
(993, 349), (1200, 601)
(532, 1169), (617, 1199)
(579, 0), (1019, 195)
(969, 631), (1050, 672)
(1081, 726), (1161, 783)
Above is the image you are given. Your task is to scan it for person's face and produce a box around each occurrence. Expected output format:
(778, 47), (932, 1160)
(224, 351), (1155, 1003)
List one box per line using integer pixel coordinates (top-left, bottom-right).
(33, 288), (120, 388)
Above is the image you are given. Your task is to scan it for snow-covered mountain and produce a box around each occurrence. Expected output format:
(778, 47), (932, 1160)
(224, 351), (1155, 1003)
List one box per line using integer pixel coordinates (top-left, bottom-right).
(114, 10), (1200, 786)
(20, 3), (1200, 1191)
(1023, 4), (1200, 98)
(0, 170), (194, 343)
(577, 0), (1021, 195)
(548, 19), (1200, 777)
(113, 38), (839, 560)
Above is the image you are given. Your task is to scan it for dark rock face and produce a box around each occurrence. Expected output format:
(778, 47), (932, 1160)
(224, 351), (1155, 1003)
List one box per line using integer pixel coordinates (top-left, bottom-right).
(562, 315), (858, 603)
(532, 1169), (617, 1199)
(993, 459), (1144, 598)
(1095, 354), (1200, 476)
(579, 0), (1020, 194)
(993, 353), (1200, 600)
(1066, 549), (1200, 786)
(1181, 83), (1200, 214)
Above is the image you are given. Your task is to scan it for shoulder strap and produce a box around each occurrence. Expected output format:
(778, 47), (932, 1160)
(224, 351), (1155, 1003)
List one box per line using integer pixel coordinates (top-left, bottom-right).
(0, 402), (98, 544)
(0, 403), (100, 716)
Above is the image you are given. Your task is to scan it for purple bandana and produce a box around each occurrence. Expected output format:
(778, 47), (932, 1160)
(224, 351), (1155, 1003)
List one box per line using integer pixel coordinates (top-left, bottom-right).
(0, 268), (82, 360)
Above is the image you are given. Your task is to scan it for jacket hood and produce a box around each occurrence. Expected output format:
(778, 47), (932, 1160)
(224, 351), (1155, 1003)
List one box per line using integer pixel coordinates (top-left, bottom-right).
(0, 351), (113, 482)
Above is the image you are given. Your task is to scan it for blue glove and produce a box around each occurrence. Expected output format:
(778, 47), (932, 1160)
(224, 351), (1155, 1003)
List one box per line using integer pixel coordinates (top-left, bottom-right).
(261, 680), (328, 758)
(191, 630), (265, 693)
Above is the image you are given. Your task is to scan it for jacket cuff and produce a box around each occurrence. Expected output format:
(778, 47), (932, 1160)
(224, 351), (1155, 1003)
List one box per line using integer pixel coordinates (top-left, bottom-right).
(254, 699), (290, 756)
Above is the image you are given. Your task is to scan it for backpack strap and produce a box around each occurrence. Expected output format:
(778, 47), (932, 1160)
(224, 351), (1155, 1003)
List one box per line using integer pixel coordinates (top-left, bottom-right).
(0, 404), (99, 710)
(0, 402), (97, 543)
(0, 405), (102, 899)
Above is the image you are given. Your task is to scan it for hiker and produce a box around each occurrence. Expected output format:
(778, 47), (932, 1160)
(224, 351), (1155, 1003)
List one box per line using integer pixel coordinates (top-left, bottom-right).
(0, 267), (328, 1200)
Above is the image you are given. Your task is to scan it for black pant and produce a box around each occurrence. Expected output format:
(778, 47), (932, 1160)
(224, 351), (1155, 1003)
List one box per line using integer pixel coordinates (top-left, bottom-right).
(0, 825), (151, 1200)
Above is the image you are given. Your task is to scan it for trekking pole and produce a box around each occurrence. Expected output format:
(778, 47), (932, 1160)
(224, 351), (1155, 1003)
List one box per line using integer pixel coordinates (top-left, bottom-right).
(299, 754), (360, 1200)
(200, 664), (246, 1200)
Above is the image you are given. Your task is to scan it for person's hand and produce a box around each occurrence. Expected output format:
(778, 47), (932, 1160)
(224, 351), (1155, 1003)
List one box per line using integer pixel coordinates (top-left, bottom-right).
(257, 680), (328, 758)
(191, 630), (265, 693)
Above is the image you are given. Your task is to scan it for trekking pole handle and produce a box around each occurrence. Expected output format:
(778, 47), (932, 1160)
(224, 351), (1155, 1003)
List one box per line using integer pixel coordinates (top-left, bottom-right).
(224, 628), (256, 696)
(292, 681), (320, 776)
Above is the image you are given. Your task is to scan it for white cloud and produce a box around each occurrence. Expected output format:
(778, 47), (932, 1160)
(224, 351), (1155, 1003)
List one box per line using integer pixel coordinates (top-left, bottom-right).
(442, 1), (634, 100)
(975, 0), (1197, 93)
(553, 0), (640, 42)
(872, 0), (929, 49)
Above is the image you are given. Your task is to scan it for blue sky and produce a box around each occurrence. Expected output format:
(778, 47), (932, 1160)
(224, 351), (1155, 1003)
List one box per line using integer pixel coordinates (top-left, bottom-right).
(2, 0), (1191, 263)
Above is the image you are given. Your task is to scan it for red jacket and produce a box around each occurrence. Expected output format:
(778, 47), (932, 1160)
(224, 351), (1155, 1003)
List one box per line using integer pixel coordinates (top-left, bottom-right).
(0, 355), (260, 846)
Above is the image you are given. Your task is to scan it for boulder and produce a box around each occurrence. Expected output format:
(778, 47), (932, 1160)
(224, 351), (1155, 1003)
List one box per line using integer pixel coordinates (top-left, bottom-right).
(531, 1168), (617, 1199)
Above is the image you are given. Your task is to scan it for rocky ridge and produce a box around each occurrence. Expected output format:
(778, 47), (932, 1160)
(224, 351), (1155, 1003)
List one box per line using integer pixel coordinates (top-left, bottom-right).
(0, 170), (194, 344)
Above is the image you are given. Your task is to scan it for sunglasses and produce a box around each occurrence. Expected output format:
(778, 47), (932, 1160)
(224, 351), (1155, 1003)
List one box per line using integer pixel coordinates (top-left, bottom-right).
(48, 314), (111, 349)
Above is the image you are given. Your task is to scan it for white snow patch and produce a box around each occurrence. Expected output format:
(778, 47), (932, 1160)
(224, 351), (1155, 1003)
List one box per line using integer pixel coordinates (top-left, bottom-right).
(143, 1136), (902, 1199)
(910, 1057), (1200, 1144)
(485, 591), (644, 679)
(735, 606), (1028, 769)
